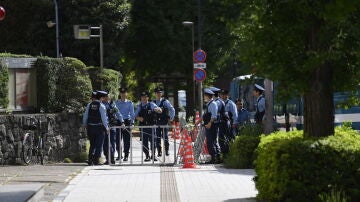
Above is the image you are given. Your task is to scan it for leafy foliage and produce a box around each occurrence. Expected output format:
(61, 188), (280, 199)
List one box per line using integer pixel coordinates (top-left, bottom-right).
(255, 126), (360, 201)
(35, 57), (92, 113)
(87, 67), (121, 100)
(0, 61), (9, 108)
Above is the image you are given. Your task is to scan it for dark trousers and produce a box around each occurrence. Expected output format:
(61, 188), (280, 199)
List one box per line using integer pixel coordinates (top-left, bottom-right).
(156, 126), (169, 154)
(116, 120), (131, 156)
(87, 125), (105, 162)
(218, 122), (230, 154)
(141, 127), (155, 157)
(205, 124), (219, 158)
(103, 129), (116, 160)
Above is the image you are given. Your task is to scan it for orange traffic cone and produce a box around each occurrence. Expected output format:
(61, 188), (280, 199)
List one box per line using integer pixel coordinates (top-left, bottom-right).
(195, 111), (201, 125)
(183, 131), (196, 169)
(178, 128), (187, 158)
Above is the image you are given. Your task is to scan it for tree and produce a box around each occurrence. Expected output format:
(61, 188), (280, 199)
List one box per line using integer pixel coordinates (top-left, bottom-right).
(231, 0), (360, 137)
(0, 0), (130, 68)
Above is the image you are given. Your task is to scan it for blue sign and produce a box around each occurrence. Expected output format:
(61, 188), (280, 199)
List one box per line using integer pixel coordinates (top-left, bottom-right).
(194, 68), (206, 82)
(193, 49), (207, 63)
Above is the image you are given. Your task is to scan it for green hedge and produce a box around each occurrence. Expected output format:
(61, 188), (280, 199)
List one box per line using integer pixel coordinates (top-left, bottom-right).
(0, 61), (9, 108)
(35, 57), (92, 113)
(224, 135), (260, 168)
(87, 67), (121, 100)
(255, 126), (360, 202)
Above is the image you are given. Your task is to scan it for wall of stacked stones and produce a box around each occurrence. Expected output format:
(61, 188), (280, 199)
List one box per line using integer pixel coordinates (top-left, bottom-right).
(0, 113), (87, 164)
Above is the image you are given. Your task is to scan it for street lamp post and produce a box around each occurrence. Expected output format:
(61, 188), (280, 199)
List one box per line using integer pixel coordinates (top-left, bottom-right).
(182, 21), (196, 116)
(53, 0), (60, 58)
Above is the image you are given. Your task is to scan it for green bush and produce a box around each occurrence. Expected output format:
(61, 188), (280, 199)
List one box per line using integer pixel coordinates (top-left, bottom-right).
(238, 123), (263, 136)
(35, 57), (92, 113)
(224, 135), (260, 168)
(0, 61), (9, 108)
(255, 126), (360, 202)
(87, 66), (121, 100)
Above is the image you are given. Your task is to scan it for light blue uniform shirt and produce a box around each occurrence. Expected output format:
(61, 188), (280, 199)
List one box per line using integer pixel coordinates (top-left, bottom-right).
(154, 98), (175, 121)
(134, 101), (159, 117)
(215, 97), (225, 122)
(82, 100), (109, 131)
(257, 95), (265, 112)
(207, 99), (218, 120)
(115, 99), (135, 124)
(224, 98), (238, 124)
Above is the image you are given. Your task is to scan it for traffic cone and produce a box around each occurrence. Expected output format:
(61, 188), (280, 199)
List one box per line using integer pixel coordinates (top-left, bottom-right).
(175, 122), (181, 139)
(195, 111), (201, 125)
(171, 122), (176, 139)
(178, 128), (187, 158)
(183, 131), (196, 169)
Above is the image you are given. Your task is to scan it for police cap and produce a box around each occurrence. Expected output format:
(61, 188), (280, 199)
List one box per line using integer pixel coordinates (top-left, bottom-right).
(140, 91), (150, 97)
(119, 87), (128, 93)
(91, 91), (97, 98)
(209, 86), (221, 92)
(204, 88), (215, 96)
(254, 84), (265, 92)
(154, 87), (163, 93)
(96, 90), (108, 97)
(219, 89), (229, 95)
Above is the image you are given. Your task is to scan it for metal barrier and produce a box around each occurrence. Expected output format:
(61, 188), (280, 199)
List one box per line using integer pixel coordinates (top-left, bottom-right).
(108, 125), (177, 166)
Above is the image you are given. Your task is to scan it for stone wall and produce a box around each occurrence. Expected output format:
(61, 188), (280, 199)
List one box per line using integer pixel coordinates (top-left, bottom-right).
(0, 113), (87, 164)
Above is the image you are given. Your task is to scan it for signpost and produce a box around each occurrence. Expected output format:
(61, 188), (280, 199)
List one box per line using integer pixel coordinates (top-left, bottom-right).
(193, 49), (207, 63)
(193, 63), (206, 69)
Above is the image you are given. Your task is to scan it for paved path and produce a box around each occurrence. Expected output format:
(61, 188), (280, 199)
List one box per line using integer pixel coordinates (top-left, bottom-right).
(55, 136), (258, 202)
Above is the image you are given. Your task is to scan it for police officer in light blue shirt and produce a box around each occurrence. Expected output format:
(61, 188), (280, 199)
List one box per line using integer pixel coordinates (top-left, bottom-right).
(209, 86), (227, 157)
(219, 89), (238, 139)
(83, 91), (109, 165)
(153, 87), (175, 157)
(135, 91), (162, 162)
(102, 92), (123, 165)
(115, 87), (135, 161)
(203, 88), (220, 164)
(253, 84), (265, 124)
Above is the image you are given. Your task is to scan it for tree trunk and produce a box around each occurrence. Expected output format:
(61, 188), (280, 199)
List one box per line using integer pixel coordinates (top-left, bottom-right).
(186, 78), (195, 121)
(303, 65), (334, 137)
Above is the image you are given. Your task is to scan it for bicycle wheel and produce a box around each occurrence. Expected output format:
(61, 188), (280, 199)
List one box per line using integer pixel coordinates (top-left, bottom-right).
(22, 132), (34, 164)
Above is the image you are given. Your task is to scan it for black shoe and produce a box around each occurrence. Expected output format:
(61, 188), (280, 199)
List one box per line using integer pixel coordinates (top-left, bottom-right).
(123, 156), (128, 161)
(150, 156), (158, 161)
(86, 160), (93, 166)
(165, 151), (169, 156)
(157, 152), (162, 157)
(104, 161), (109, 165)
(144, 156), (151, 162)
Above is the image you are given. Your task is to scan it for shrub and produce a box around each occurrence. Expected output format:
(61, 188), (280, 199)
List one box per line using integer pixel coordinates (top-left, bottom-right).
(255, 126), (360, 202)
(35, 57), (92, 113)
(0, 61), (9, 108)
(224, 135), (260, 168)
(87, 66), (121, 100)
(238, 123), (263, 136)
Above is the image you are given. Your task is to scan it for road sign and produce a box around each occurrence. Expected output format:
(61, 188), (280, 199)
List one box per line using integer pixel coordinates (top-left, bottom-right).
(0, 6), (5, 21)
(193, 49), (207, 63)
(194, 63), (206, 69)
(194, 68), (206, 82)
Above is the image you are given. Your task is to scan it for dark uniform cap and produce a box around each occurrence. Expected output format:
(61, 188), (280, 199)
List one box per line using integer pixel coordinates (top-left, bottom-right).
(96, 90), (108, 97)
(119, 87), (128, 93)
(219, 89), (229, 94)
(209, 86), (221, 92)
(154, 87), (163, 93)
(140, 91), (150, 97)
(91, 91), (97, 98)
(254, 84), (265, 91)
(204, 88), (215, 95)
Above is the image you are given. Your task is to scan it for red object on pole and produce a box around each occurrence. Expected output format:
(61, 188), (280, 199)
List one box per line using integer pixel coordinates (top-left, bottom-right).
(0, 6), (5, 21)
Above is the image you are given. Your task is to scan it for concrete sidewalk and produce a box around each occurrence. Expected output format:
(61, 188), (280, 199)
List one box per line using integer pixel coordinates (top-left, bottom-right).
(55, 165), (257, 202)
(54, 136), (258, 202)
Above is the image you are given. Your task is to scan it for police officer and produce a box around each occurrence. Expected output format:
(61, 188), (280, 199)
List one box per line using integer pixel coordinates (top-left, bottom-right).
(209, 86), (227, 157)
(203, 88), (220, 164)
(153, 87), (175, 157)
(135, 91), (162, 162)
(219, 89), (238, 140)
(253, 84), (265, 124)
(115, 87), (135, 161)
(83, 90), (109, 165)
(102, 92), (124, 164)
